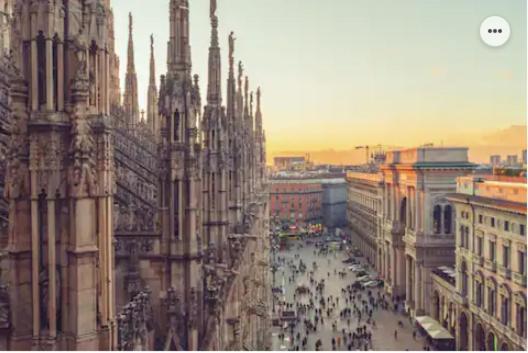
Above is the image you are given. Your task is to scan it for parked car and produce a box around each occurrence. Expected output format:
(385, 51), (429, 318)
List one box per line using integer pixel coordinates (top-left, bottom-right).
(342, 258), (358, 264)
(355, 270), (368, 277)
(355, 275), (370, 282)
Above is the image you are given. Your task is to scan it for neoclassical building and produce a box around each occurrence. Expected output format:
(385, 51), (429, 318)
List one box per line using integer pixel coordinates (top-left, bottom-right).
(378, 147), (475, 316)
(0, 0), (269, 350)
(346, 171), (383, 268)
(445, 175), (526, 351)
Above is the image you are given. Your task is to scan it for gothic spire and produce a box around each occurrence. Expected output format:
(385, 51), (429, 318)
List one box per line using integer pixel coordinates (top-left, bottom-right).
(206, 0), (221, 105)
(149, 34), (156, 86)
(168, 0), (192, 75)
(227, 32), (236, 121)
(244, 76), (249, 117)
(123, 12), (139, 124)
(256, 87), (263, 131)
(147, 34), (159, 135)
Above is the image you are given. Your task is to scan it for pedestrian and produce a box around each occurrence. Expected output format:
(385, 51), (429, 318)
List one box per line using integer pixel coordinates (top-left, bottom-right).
(413, 330), (416, 340)
(394, 329), (398, 340)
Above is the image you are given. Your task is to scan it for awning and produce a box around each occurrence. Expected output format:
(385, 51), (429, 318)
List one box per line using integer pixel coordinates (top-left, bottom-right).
(415, 316), (454, 340)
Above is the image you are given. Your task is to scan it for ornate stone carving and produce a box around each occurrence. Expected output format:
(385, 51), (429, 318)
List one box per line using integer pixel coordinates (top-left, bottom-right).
(163, 287), (185, 350)
(117, 289), (153, 351)
(70, 118), (97, 197)
(0, 282), (10, 329)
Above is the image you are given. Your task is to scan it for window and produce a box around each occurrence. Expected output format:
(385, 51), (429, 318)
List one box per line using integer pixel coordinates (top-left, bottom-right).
(479, 214), (483, 224)
(500, 295), (510, 325)
(489, 241), (496, 261)
(488, 287), (496, 316)
(519, 251), (526, 275)
(504, 221), (510, 231)
(516, 303), (526, 336)
(475, 281), (483, 307)
(433, 205), (442, 234)
(476, 237), (483, 256)
(503, 245), (510, 269)
(444, 205), (452, 234)
(491, 217), (495, 227)
(520, 224), (525, 236)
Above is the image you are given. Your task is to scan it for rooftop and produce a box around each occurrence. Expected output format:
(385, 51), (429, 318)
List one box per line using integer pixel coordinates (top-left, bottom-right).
(383, 146), (473, 168)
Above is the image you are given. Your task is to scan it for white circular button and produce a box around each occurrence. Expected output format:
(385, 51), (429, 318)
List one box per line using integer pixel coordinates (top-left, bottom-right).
(480, 16), (511, 47)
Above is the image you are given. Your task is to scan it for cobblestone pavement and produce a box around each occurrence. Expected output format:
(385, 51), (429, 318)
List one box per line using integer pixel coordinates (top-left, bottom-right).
(270, 240), (428, 351)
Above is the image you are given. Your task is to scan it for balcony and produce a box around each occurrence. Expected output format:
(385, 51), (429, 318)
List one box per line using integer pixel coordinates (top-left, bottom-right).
(484, 259), (497, 272)
(498, 266), (512, 280)
(512, 272), (527, 286)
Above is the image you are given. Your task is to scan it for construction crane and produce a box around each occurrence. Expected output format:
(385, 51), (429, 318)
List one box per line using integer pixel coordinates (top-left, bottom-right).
(355, 144), (384, 165)
(355, 145), (370, 165)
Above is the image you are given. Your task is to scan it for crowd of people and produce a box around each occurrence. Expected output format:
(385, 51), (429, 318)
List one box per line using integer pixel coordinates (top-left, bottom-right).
(273, 240), (429, 351)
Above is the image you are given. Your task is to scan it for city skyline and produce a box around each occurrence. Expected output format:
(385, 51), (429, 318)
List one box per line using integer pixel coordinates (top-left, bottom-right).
(113, 0), (526, 158)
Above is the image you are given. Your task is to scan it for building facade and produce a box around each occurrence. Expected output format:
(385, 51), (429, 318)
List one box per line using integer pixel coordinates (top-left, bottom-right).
(269, 178), (322, 228)
(346, 171), (383, 267)
(1, 0), (270, 350)
(321, 179), (347, 229)
(379, 147), (475, 318)
(446, 176), (526, 351)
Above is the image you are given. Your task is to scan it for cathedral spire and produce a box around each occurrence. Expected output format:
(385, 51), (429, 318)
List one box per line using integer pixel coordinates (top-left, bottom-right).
(147, 34), (159, 136)
(206, 0), (221, 105)
(256, 87), (263, 131)
(244, 76), (249, 117)
(123, 12), (140, 125)
(227, 32), (236, 121)
(168, 0), (192, 74)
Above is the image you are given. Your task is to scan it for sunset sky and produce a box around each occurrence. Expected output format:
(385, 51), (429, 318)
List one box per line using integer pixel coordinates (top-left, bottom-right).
(113, 0), (527, 159)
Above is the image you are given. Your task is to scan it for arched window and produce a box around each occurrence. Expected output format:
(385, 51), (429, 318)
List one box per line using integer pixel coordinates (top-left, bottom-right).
(400, 197), (407, 227)
(444, 205), (452, 234)
(433, 205), (442, 234)
(475, 273), (484, 307)
(52, 34), (59, 111)
(36, 31), (46, 108)
(514, 293), (526, 337)
(487, 278), (497, 317)
(500, 285), (511, 325)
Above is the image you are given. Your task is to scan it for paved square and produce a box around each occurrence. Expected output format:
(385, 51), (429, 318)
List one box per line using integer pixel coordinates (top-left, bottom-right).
(271, 240), (428, 351)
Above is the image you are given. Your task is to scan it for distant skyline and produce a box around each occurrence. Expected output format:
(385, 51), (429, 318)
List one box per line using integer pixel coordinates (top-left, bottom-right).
(113, 0), (527, 157)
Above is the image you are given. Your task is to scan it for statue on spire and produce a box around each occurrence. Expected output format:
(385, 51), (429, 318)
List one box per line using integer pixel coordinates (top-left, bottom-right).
(229, 32), (235, 60)
(210, 0), (217, 18)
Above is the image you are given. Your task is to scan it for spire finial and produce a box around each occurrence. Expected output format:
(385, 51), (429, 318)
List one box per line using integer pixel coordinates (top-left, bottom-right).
(210, 0), (219, 47)
(150, 34), (154, 51)
(257, 87), (261, 112)
(238, 61), (243, 90)
(250, 91), (254, 116)
(129, 12), (133, 33)
(210, 0), (217, 18)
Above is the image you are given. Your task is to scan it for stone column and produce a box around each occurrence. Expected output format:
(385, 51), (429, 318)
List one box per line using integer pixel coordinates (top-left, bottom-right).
(45, 38), (53, 110)
(47, 198), (57, 338)
(406, 256), (412, 306)
(30, 197), (40, 338)
(414, 262), (421, 314)
(31, 39), (38, 111)
(57, 41), (64, 111)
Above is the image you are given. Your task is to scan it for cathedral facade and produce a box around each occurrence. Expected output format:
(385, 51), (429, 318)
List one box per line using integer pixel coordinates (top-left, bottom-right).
(0, 0), (270, 350)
